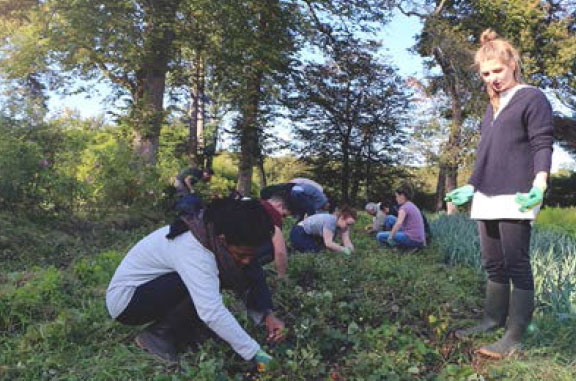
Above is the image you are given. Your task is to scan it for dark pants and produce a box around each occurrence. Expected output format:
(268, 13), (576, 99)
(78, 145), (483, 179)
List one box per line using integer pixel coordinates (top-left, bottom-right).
(116, 265), (273, 336)
(477, 220), (533, 291)
(290, 225), (324, 253)
(174, 194), (203, 215)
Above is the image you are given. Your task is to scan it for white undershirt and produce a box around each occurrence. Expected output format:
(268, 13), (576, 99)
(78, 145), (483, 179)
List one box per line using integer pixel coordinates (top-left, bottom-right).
(470, 84), (540, 220)
(105, 226), (260, 360)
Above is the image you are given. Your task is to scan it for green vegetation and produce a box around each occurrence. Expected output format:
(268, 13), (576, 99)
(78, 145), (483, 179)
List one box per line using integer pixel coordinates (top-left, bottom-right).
(431, 213), (576, 316)
(1, 213), (575, 379)
(535, 207), (576, 237)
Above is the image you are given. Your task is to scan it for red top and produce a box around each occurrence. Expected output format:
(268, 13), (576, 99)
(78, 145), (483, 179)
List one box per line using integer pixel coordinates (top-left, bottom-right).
(259, 199), (283, 229)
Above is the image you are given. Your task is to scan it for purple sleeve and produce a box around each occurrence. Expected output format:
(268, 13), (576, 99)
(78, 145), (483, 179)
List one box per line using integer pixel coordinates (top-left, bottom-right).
(524, 91), (554, 174)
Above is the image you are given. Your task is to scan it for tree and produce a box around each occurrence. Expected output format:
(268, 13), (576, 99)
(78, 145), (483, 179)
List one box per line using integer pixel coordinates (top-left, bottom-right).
(288, 35), (410, 204)
(398, 0), (576, 210)
(0, 0), (184, 164)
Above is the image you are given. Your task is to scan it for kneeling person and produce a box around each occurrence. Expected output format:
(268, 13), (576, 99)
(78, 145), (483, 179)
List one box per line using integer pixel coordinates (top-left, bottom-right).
(290, 206), (356, 254)
(106, 199), (283, 367)
(376, 185), (426, 249)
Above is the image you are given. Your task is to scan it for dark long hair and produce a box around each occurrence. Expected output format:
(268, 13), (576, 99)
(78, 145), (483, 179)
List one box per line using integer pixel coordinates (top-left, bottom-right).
(203, 198), (274, 246)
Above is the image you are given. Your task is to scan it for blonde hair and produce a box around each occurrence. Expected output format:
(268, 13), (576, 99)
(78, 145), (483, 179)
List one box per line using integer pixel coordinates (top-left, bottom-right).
(474, 29), (523, 110)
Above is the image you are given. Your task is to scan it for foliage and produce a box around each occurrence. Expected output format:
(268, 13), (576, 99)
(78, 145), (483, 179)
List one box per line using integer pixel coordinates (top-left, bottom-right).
(287, 34), (411, 204)
(547, 170), (576, 207)
(0, 117), (89, 212)
(431, 213), (576, 316)
(1, 212), (575, 379)
(535, 206), (576, 237)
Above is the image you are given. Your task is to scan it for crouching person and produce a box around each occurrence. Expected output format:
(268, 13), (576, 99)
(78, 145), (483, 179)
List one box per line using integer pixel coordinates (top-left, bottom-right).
(289, 206), (356, 254)
(376, 185), (426, 250)
(364, 201), (397, 233)
(105, 199), (284, 368)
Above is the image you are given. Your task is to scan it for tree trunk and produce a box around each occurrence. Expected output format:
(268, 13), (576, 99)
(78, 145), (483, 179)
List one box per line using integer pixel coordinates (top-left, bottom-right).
(188, 54), (205, 167)
(341, 135), (351, 204)
(434, 164), (446, 211)
(365, 157), (372, 202)
(237, 72), (262, 196)
(350, 154), (363, 205)
(131, 0), (181, 165)
(256, 154), (267, 189)
(432, 46), (463, 214)
(132, 69), (167, 165)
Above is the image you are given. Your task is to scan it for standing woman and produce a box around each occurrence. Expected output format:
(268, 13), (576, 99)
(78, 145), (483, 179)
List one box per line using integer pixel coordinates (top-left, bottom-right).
(446, 29), (554, 358)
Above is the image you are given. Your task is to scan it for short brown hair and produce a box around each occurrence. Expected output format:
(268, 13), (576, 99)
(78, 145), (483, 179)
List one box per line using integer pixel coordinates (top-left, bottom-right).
(395, 184), (413, 200)
(337, 205), (357, 219)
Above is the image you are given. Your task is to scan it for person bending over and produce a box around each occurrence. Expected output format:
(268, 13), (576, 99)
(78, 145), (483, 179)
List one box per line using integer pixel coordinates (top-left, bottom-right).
(289, 206), (356, 254)
(106, 199), (283, 369)
(364, 201), (397, 233)
(173, 166), (213, 215)
(261, 181), (329, 221)
(255, 195), (291, 279)
(376, 185), (426, 249)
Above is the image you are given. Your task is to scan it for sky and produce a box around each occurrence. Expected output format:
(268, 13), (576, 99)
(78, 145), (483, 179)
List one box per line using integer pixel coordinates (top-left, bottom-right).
(44, 11), (575, 173)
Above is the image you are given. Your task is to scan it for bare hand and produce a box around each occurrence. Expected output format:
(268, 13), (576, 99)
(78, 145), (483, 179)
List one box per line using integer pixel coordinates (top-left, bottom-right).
(265, 313), (286, 342)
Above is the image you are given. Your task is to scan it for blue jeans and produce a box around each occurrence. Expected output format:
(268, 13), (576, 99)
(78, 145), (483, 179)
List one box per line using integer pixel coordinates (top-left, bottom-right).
(290, 225), (324, 253)
(382, 215), (398, 231)
(175, 194), (203, 215)
(376, 231), (424, 248)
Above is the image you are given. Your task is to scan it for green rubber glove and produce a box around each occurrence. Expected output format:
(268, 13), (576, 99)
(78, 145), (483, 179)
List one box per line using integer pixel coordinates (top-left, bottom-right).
(515, 186), (544, 212)
(387, 237), (396, 246)
(342, 247), (352, 255)
(445, 185), (475, 206)
(253, 349), (273, 372)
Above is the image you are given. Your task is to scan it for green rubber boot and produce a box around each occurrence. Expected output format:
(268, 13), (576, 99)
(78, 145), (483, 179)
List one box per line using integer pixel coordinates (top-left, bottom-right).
(455, 280), (510, 339)
(477, 288), (534, 359)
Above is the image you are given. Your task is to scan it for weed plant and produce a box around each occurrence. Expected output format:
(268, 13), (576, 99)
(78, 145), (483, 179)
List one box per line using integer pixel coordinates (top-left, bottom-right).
(1, 214), (575, 379)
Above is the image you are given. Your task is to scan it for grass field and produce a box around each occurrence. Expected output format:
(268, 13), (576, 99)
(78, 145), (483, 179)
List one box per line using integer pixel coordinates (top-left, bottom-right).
(1, 212), (575, 379)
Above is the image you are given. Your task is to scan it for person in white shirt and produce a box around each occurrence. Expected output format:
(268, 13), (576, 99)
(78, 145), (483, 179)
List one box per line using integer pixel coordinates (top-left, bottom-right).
(106, 199), (284, 367)
(447, 29), (554, 359)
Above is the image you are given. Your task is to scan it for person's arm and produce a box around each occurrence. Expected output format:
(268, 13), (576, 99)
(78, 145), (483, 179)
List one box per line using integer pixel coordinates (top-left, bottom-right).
(372, 211), (385, 231)
(514, 91), (554, 211)
(264, 312), (285, 342)
(243, 261), (285, 342)
(526, 90), (554, 179)
(184, 175), (194, 193)
(533, 171), (548, 191)
(389, 209), (406, 240)
(322, 227), (347, 253)
(174, 250), (260, 361)
(340, 228), (354, 251)
(271, 226), (288, 278)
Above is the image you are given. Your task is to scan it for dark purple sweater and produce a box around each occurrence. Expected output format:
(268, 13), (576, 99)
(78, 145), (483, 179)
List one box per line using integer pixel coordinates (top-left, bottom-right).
(468, 87), (554, 196)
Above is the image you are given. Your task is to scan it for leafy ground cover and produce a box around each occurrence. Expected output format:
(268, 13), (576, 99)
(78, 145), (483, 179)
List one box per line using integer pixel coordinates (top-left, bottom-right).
(1, 213), (575, 379)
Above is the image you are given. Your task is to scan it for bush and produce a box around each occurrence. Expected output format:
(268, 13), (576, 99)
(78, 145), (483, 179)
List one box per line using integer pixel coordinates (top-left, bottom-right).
(536, 206), (576, 236)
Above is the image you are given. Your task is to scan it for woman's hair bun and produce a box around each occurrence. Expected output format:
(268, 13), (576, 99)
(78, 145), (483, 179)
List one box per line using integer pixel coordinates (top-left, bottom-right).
(480, 28), (499, 45)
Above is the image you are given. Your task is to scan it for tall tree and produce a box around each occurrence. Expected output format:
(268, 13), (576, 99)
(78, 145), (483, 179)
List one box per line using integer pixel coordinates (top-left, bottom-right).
(398, 0), (576, 210)
(288, 35), (410, 203)
(0, 0), (184, 164)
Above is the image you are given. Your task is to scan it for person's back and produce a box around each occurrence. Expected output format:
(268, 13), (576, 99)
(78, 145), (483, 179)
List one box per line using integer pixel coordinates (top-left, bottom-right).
(399, 201), (426, 246)
(299, 213), (338, 237)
